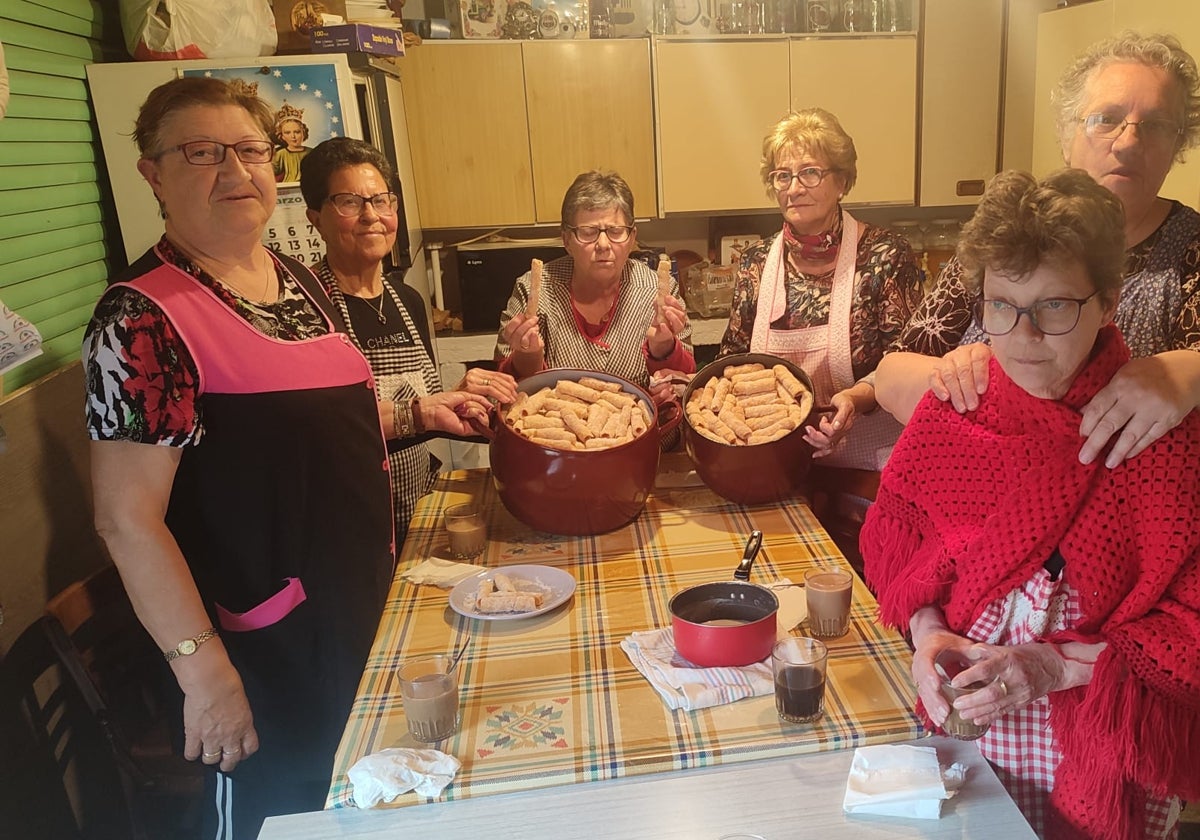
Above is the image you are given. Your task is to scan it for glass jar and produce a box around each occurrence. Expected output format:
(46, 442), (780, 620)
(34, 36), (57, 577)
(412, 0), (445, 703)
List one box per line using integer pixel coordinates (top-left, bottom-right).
(925, 219), (960, 287)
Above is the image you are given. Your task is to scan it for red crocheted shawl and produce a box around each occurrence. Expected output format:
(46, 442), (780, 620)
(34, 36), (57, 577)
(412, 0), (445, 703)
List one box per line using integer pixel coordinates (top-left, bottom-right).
(862, 326), (1200, 840)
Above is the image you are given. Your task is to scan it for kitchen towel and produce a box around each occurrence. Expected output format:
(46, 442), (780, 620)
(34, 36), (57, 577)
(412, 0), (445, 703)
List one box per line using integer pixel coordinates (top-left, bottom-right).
(348, 747), (462, 807)
(401, 557), (487, 588)
(620, 627), (773, 711)
(842, 744), (967, 819)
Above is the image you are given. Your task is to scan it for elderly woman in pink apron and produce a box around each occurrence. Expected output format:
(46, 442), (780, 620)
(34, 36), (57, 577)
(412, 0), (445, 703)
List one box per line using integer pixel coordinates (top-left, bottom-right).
(718, 108), (922, 471)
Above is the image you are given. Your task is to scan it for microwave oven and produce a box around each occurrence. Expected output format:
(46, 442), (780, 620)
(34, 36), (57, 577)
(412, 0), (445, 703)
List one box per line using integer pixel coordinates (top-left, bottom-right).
(455, 241), (567, 332)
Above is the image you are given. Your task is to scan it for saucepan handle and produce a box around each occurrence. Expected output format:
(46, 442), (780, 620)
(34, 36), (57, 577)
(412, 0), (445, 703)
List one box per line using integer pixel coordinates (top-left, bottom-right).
(733, 530), (763, 581)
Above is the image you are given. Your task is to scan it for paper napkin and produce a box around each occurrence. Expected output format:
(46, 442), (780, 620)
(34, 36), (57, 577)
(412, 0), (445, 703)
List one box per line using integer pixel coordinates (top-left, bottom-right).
(348, 747), (462, 807)
(843, 744), (967, 820)
(401, 557), (486, 588)
(620, 628), (773, 710)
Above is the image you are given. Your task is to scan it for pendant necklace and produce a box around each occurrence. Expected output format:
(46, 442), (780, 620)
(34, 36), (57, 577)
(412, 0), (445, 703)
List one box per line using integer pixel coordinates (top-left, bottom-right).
(356, 290), (387, 324)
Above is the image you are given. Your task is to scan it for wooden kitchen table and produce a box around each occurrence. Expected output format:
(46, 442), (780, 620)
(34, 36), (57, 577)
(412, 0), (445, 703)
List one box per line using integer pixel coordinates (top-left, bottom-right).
(323, 465), (924, 811)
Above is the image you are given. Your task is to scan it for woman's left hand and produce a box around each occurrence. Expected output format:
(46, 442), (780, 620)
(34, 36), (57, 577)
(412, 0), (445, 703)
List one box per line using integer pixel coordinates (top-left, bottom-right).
(455, 369), (518, 406)
(416, 392), (495, 436)
(646, 296), (687, 359)
(802, 391), (856, 456)
(948, 642), (1070, 727)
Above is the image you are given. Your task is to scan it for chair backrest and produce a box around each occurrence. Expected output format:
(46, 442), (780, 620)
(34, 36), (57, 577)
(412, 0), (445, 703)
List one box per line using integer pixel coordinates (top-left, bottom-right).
(0, 616), (130, 839)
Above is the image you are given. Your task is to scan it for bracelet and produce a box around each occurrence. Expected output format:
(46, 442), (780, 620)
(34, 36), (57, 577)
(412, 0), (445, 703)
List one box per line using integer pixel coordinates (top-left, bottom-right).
(411, 397), (424, 434)
(392, 399), (415, 438)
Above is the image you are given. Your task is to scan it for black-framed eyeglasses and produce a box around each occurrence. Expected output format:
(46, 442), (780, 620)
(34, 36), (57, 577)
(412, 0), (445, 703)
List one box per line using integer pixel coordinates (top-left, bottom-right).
(155, 140), (274, 166)
(327, 192), (400, 217)
(1080, 112), (1183, 146)
(972, 291), (1100, 336)
(768, 167), (839, 191)
(565, 224), (634, 245)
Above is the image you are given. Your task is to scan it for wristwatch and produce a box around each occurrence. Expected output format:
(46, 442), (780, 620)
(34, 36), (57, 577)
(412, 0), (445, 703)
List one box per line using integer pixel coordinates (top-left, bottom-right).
(163, 627), (218, 662)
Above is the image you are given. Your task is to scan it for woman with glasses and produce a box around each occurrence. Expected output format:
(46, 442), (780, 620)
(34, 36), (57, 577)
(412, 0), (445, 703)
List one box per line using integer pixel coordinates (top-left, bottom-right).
(83, 78), (394, 837)
(863, 168), (1200, 840)
(300, 137), (516, 542)
(719, 108), (922, 470)
(877, 32), (1200, 470)
(494, 170), (695, 386)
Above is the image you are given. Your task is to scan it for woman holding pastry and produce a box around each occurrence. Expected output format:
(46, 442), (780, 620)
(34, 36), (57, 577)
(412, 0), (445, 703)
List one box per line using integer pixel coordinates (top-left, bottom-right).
(299, 137), (517, 542)
(862, 169), (1200, 839)
(718, 108), (922, 470)
(494, 170), (696, 388)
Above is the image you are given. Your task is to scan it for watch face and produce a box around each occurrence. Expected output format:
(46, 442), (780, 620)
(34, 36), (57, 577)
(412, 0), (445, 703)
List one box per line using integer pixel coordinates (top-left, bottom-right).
(179, 639), (198, 656)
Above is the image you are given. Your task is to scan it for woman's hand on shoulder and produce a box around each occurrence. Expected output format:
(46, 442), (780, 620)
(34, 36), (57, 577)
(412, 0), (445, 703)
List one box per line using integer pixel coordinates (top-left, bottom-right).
(455, 369), (518, 406)
(417, 392), (495, 436)
(1078, 349), (1200, 468)
(802, 391), (856, 456)
(180, 649), (259, 773)
(929, 343), (992, 412)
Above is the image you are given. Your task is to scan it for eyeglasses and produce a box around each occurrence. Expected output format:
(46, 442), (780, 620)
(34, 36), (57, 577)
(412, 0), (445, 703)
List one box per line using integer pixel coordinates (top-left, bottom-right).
(972, 292), (1100, 336)
(327, 192), (400, 217)
(768, 167), (839, 191)
(1080, 112), (1183, 146)
(565, 224), (634, 245)
(155, 140), (274, 166)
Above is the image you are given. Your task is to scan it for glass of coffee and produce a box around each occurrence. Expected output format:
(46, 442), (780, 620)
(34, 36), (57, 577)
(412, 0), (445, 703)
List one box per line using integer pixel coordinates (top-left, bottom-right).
(445, 503), (486, 559)
(934, 648), (992, 740)
(771, 637), (828, 723)
(397, 654), (461, 742)
(804, 567), (853, 639)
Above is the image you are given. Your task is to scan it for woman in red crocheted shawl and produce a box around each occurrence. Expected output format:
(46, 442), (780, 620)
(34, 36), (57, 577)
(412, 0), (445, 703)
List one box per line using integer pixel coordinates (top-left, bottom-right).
(862, 168), (1200, 840)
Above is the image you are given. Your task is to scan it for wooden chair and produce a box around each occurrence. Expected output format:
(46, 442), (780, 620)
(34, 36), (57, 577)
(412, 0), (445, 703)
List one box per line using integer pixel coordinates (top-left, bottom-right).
(0, 616), (130, 839)
(45, 565), (204, 840)
(807, 465), (882, 578)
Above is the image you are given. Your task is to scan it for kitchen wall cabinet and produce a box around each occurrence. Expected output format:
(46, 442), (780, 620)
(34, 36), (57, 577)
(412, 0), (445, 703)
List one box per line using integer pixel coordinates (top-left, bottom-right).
(655, 40), (789, 214)
(919, 0), (1004, 206)
(400, 43), (534, 228)
(524, 40), (657, 222)
(400, 40), (656, 229)
(790, 37), (918, 206)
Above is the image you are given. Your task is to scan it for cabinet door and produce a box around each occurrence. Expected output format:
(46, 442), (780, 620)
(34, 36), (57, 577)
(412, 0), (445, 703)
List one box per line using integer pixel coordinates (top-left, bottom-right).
(1031, 1), (1114, 178)
(524, 41), (657, 223)
(656, 40), (790, 214)
(920, 0), (1004, 206)
(790, 37), (917, 205)
(1114, 0), (1200, 205)
(399, 43), (535, 228)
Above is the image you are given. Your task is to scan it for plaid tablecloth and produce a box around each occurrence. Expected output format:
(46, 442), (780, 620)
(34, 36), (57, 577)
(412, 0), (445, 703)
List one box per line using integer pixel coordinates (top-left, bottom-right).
(326, 466), (922, 808)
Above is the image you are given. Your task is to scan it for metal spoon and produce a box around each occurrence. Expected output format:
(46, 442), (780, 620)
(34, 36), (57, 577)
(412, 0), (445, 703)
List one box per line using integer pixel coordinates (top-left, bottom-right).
(448, 635), (472, 674)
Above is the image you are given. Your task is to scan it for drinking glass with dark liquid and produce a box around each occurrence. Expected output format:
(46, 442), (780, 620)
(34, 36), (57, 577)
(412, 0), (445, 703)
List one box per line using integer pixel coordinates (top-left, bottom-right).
(771, 637), (828, 723)
(934, 648), (993, 740)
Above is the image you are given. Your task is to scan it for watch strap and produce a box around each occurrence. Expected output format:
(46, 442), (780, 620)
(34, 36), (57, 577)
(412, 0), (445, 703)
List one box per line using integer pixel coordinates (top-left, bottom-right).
(163, 627), (218, 661)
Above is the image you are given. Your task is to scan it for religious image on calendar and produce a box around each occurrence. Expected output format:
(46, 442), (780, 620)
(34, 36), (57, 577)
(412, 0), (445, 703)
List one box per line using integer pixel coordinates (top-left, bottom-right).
(182, 63), (346, 185)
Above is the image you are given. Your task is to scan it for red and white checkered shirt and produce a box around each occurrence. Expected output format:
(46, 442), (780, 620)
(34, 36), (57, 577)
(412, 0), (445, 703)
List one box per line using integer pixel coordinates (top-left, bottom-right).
(968, 567), (1181, 839)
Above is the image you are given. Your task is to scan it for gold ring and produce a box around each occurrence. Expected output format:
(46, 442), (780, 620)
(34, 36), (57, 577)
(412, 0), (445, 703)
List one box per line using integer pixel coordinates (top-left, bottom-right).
(202, 750), (221, 759)
(482, 377), (490, 386)
(223, 746), (241, 756)
(997, 678), (1008, 697)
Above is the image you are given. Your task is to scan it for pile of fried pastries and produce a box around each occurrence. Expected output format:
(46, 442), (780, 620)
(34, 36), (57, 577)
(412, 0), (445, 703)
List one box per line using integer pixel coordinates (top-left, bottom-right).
(685, 363), (813, 445)
(476, 572), (545, 614)
(502, 376), (653, 451)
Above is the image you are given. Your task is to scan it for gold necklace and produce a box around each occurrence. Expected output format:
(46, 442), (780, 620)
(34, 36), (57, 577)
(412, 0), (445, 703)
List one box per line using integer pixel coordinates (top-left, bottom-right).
(347, 288), (387, 324)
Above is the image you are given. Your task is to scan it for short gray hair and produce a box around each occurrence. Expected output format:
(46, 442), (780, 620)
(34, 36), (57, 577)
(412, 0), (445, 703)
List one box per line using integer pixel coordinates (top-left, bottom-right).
(560, 171), (634, 229)
(1052, 31), (1200, 163)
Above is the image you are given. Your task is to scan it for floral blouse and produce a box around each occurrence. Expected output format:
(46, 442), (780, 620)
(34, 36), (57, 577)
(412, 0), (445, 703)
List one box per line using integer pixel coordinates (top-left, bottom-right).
(83, 237), (328, 447)
(895, 200), (1200, 356)
(719, 223), (923, 382)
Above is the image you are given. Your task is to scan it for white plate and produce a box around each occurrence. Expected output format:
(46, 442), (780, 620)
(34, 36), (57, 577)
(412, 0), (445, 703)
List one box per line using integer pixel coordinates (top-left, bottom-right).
(449, 565), (576, 621)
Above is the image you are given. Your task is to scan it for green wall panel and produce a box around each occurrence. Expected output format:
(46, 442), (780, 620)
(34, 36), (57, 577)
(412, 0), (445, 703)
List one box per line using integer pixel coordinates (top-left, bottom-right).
(0, 223), (106, 264)
(0, 140), (97, 166)
(1, 242), (109, 298)
(0, 117), (96, 142)
(5, 93), (93, 121)
(8, 69), (90, 101)
(1, 19), (101, 61)
(3, 0), (103, 38)
(1, 183), (104, 216)
(5, 43), (90, 79)
(0, 204), (104, 240)
(3, 161), (101, 189)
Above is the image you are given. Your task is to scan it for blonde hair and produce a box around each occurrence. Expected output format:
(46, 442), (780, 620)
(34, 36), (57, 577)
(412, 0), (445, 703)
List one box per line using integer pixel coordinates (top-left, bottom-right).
(957, 168), (1126, 300)
(1052, 31), (1200, 163)
(759, 108), (857, 198)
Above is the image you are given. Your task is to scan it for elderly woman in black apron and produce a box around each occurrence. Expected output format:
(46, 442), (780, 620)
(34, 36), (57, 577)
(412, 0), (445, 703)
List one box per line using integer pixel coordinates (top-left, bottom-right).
(300, 138), (516, 543)
(719, 108), (922, 471)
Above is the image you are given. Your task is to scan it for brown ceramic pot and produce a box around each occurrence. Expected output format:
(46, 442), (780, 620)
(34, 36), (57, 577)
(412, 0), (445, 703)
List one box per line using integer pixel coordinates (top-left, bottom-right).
(682, 353), (823, 505)
(490, 369), (680, 536)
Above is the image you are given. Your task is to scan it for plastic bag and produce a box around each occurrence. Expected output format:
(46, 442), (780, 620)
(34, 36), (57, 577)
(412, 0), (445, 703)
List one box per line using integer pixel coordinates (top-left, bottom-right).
(121, 0), (278, 60)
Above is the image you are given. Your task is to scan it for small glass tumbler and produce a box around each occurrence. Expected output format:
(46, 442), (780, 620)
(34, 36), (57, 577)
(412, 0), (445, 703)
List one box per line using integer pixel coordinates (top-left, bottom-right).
(935, 648), (993, 740)
(804, 567), (853, 639)
(772, 637), (828, 723)
(445, 502), (486, 559)
(397, 654), (461, 743)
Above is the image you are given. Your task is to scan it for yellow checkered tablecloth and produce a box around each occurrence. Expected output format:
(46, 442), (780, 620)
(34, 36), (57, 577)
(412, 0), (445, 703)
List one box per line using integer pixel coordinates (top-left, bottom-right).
(326, 467), (922, 808)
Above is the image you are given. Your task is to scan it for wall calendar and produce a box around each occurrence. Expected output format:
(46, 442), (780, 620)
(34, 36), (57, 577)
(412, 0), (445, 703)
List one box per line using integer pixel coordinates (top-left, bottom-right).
(263, 187), (326, 266)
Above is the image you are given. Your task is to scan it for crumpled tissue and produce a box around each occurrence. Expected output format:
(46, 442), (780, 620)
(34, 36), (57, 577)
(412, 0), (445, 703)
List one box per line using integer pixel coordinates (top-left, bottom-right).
(401, 557), (486, 588)
(843, 744), (967, 819)
(348, 747), (461, 807)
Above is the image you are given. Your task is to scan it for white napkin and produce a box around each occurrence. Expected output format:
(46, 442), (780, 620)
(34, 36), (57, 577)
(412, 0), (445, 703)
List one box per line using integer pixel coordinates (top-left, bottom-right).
(348, 748), (462, 807)
(401, 557), (486, 588)
(773, 581), (807, 637)
(843, 744), (967, 820)
(620, 628), (773, 710)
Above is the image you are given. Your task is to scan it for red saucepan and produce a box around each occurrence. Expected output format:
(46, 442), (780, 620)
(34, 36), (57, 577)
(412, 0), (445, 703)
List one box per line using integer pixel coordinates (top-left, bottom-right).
(669, 531), (778, 667)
